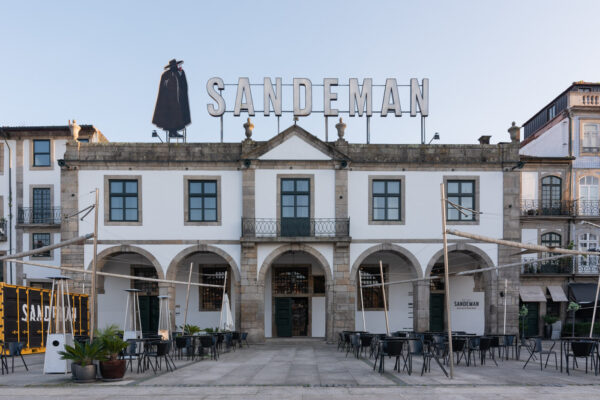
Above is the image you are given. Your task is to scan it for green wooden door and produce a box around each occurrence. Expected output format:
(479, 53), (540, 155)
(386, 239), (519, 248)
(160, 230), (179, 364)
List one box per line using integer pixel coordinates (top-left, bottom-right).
(523, 302), (539, 337)
(139, 296), (159, 335)
(275, 298), (293, 337)
(281, 179), (310, 237)
(430, 293), (445, 332)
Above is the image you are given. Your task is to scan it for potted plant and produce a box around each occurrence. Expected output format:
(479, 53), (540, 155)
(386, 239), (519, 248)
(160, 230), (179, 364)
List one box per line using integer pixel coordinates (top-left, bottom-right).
(97, 324), (129, 381)
(542, 315), (558, 338)
(181, 324), (201, 335)
(59, 340), (105, 382)
(567, 301), (581, 337)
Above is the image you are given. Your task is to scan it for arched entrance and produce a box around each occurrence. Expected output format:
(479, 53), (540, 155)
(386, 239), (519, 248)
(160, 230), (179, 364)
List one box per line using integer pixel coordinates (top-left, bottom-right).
(426, 245), (493, 335)
(91, 245), (164, 334)
(166, 245), (240, 332)
(351, 244), (421, 332)
(259, 245), (331, 339)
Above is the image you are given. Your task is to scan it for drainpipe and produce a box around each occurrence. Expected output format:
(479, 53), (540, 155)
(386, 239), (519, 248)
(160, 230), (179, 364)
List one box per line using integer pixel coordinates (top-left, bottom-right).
(1, 129), (13, 284)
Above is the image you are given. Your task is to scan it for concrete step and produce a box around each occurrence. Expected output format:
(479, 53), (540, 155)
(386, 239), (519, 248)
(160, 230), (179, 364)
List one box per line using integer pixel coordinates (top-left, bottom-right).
(265, 337), (327, 345)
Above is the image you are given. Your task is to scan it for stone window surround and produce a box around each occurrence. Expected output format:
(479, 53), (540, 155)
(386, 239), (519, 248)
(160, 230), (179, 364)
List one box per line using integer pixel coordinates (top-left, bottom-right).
(368, 175), (406, 225)
(276, 174), (315, 221)
(29, 184), (54, 210)
(29, 138), (55, 171)
(537, 171), (566, 205)
(183, 175), (222, 226)
(103, 175), (143, 226)
(29, 231), (53, 261)
(443, 175), (480, 226)
(579, 118), (600, 156)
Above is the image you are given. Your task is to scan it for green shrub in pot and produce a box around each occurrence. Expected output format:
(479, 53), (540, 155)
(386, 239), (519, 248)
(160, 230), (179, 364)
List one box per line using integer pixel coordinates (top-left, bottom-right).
(97, 324), (129, 381)
(59, 340), (105, 382)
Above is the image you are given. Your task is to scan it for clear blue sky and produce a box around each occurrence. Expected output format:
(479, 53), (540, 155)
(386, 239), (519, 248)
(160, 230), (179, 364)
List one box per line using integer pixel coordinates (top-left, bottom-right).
(1, 0), (598, 144)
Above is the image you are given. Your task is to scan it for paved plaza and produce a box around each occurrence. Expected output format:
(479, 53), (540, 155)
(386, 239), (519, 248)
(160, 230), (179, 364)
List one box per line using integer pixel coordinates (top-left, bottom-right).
(1, 339), (600, 398)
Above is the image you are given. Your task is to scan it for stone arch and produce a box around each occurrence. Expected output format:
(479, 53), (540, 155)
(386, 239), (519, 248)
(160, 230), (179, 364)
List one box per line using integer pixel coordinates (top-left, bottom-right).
(350, 243), (423, 283)
(166, 244), (240, 283)
(425, 243), (495, 277)
(89, 245), (164, 279)
(258, 243), (332, 285)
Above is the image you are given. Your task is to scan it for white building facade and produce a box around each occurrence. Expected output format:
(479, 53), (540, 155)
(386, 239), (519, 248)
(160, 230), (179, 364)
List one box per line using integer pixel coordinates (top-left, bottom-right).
(53, 123), (520, 341)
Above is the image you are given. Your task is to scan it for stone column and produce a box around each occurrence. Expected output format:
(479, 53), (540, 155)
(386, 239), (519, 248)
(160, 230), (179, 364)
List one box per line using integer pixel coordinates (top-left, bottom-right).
(60, 161), (88, 293)
(333, 243), (354, 338)
(240, 243), (262, 341)
(413, 280), (430, 331)
(496, 143), (521, 335)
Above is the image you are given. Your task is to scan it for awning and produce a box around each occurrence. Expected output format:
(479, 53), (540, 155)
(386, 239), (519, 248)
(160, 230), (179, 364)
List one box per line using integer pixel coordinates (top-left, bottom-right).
(547, 286), (568, 302)
(519, 286), (547, 302)
(569, 283), (599, 304)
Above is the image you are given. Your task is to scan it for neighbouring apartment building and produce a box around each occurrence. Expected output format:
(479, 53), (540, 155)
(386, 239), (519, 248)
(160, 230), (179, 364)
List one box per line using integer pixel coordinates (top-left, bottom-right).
(1, 119), (522, 342)
(520, 81), (600, 336)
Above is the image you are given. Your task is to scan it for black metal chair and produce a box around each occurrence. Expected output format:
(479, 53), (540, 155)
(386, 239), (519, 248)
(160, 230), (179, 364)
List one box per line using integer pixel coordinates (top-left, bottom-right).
(374, 339), (403, 374)
(239, 332), (249, 348)
(446, 338), (467, 365)
(498, 335), (515, 360)
(523, 338), (556, 370)
(421, 339), (449, 377)
(571, 341), (595, 374)
(198, 335), (218, 361)
(358, 334), (373, 358)
(6, 342), (28, 372)
(0, 342), (9, 375)
(466, 336), (480, 366)
(146, 341), (176, 373)
(478, 337), (498, 366)
(174, 336), (188, 360)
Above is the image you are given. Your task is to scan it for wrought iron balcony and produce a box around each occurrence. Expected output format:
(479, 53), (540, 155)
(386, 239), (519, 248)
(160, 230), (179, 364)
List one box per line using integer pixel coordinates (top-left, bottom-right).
(521, 200), (572, 217)
(0, 219), (6, 241)
(574, 200), (600, 217)
(576, 255), (599, 274)
(241, 218), (350, 239)
(17, 207), (63, 225)
(521, 257), (575, 275)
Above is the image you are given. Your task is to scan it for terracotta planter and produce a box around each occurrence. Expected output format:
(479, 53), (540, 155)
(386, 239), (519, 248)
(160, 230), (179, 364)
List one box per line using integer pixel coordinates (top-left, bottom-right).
(99, 359), (127, 381)
(71, 363), (97, 383)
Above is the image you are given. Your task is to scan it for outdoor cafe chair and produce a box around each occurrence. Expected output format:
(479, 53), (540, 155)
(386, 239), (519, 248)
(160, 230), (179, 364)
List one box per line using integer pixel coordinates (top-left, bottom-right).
(0, 342), (9, 375)
(523, 338), (557, 371)
(421, 339), (449, 377)
(466, 336), (480, 366)
(478, 337), (498, 366)
(358, 334), (373, 358)
(498, 335), (516, 360)
(570, 341), (595, 374)
(198, 335), (217, 361)
(146, 341), (176, 373)
(239, 332), (249, 348)
(446, 338), (467, 366)
(374, 339), (403, 374)
(174, 336), (188, 360)
(346, 333), (360, 358)
(124, 339), (145, 373)
(6, 342), (28, 373)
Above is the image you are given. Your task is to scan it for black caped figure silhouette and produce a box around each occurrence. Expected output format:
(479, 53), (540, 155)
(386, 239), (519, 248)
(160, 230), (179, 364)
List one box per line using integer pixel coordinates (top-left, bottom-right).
(152, 59), (191, 136)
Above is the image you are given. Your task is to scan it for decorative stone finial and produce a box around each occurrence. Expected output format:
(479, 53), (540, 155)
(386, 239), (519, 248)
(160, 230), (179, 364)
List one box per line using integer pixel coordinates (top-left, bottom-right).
(335, 117), (346, 139)
(69, 119), (81, 141)
(508, 121), (520, 143)
(243, 118), (254, 139)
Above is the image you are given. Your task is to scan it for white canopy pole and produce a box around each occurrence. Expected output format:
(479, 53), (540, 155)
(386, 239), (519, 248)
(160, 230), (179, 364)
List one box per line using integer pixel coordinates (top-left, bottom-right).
(358, 270), (366, 332)
(219, 271), (228, 330)
(183, 262), (193, 329)
(379, 260), (390, 336)
(503, 278), (507, 335)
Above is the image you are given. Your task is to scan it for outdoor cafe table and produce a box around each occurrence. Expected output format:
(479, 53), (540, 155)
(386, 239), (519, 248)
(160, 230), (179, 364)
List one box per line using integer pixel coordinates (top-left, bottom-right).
(559, 336), (600, 375)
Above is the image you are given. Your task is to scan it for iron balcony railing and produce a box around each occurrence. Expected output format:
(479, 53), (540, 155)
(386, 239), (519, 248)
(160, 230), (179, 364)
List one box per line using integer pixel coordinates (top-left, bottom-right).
(521, 200), (600, 217)
(521, 257), (575, 274)
(521, 256), (600, 275)
(0, 219), (6, 241)
(17, 207), (63, 225)
(520, 200), (572, 217)
(241, 218), (350, 238)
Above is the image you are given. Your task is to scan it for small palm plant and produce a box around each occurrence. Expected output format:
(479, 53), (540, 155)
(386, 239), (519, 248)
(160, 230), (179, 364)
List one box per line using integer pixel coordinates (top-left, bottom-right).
(96, 324), (128, 361)
(59, 340), (106, 366)
(181, 324), (201, 335)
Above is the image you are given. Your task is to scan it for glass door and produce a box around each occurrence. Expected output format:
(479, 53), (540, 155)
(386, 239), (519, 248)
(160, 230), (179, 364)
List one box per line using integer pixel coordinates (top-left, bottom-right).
(579, 176), (599, 216)
(32, 188), (51, 223)
(281, 178), (310, 236)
